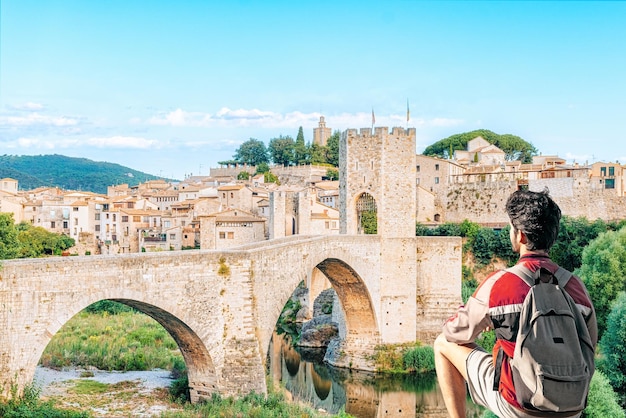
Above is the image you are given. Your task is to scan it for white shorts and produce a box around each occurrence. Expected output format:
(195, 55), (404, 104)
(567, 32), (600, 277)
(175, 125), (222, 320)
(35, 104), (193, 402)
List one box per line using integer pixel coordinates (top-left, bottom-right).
(465, 348), (581, 418)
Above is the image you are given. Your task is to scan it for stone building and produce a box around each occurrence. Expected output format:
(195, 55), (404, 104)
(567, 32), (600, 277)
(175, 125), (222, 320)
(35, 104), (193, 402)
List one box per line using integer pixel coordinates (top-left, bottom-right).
(313, 116), (332, 146)
(199, 209), (266, 249)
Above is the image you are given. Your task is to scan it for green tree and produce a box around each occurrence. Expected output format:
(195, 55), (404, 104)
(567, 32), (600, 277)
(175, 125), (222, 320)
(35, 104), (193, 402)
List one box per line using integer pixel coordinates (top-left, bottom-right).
(0, 212), (20, 259)
(294, 127), (308, 165)
(309, 142), (326, 165)
(233, 138), (269, 166)
(268, 135), (295, 166)
(237, 171), (250, 180)
(576, 227), (626, 336)
(325, 168), (339, 180)
(325, 131), (340, 167)
(423, 129), (538, 163)
(471, 227), (497, 266)
(360, 210), (377, 234)
(264, 171), (279, 184)
(255, 162), (270, 174)
(598, 291), (626, 407)
(18, 226), (74, 257)
(551, 217), (609, 272)
(583, 370), (626, 417)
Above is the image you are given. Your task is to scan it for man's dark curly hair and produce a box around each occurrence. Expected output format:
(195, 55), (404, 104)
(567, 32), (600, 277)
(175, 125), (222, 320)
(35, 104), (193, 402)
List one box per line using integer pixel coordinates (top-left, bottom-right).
(505, 188), (561, 251)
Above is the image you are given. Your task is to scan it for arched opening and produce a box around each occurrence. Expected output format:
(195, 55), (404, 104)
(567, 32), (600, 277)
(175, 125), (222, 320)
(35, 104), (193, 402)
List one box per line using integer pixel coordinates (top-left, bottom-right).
(36, 299), (216, 409)
(356, 192), (377, 234)
(314, 258), (378, 338)
(266, 256), (379, 414)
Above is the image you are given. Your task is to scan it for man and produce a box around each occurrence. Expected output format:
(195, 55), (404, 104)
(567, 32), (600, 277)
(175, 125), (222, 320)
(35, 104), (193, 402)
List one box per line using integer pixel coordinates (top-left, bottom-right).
(434, 189), (597, 418)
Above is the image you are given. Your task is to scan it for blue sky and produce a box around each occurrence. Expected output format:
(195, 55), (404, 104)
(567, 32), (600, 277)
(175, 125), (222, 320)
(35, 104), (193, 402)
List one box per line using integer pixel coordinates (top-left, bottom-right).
(1, 1), (625, 180)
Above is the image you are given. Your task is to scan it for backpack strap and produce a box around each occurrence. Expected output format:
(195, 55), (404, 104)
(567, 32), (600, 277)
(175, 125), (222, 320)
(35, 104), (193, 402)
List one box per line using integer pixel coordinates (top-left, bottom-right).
(507, 263), (572, 288)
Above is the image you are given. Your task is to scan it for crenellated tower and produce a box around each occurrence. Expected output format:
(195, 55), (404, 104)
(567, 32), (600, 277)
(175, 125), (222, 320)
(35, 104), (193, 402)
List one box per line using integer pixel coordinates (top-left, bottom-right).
(339, 126), (417, 237)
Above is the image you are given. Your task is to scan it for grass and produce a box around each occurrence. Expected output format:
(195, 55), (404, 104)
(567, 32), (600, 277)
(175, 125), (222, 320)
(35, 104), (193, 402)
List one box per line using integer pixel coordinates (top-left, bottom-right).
(40, 310), (183, 371)
(161, 390), (352, 418)
(370, 342), (436, 375)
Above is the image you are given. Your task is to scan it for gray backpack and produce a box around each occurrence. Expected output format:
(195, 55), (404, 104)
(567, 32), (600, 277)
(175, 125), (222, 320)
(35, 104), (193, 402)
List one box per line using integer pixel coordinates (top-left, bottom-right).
(508, 265), (595, 415)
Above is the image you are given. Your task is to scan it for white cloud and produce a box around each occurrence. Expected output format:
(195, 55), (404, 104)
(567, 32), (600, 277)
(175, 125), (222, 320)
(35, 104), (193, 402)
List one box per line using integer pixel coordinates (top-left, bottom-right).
(11, 102), (45, 111)
(3, 136), (160, 150)
(85, 136), (161, 149)
(1, 112), (78, 127)
(147, 107), (463, 132)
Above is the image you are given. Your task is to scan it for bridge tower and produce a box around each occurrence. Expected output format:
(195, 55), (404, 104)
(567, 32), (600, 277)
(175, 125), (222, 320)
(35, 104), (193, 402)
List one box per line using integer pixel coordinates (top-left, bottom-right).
(336, 126), (419, 347)
(339, 126), (417, 236)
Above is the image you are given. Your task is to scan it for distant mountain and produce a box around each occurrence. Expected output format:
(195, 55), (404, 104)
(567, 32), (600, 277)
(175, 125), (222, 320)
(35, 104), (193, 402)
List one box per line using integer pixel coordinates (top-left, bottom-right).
(0, 154), (169, 194)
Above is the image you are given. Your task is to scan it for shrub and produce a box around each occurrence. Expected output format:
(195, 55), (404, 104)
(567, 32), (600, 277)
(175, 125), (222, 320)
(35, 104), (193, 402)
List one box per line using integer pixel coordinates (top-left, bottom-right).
(583, 370), (625, 417)
(598, 291), (626, 407)
(402, 345), (435, 374)
(84, 300), (134, 315)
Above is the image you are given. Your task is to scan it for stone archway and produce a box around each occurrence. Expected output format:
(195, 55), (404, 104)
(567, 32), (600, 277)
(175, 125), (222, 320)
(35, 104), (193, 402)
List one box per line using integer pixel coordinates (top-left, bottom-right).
(355, 192), (377, 234)
(314, 257), (380, 369)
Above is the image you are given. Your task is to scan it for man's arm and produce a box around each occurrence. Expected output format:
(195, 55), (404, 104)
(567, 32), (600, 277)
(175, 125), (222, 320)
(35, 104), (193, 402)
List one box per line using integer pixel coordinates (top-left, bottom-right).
(443, 270), (502, 344)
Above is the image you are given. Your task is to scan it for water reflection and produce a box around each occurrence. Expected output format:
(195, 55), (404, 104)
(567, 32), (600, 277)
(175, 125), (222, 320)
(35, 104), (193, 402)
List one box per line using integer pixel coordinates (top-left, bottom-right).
(268, 332), (484, 418)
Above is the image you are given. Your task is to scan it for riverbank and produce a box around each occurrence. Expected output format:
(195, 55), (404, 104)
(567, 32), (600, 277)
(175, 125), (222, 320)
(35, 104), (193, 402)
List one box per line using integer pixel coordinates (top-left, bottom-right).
(33, 366), (185, 417)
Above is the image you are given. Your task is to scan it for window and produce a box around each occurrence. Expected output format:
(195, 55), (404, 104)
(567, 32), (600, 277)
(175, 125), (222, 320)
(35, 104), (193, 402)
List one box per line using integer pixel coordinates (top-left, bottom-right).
(601, 167), (607, 176)
(435, 164), (440, 171)
(435, 177), (440, 184)
(170, 234), (176, 240)
(416, 165), (420, 172)
(222, 193), (226, 198)
(63, 221), (68, 229)
(230, 192), (234, 198)
(325, 221), (330, 229)
(122, 216), (129, 222)
(416, 178), (420, 185)
(227, 232), (234, 239)
(73, 207), (79, 211)
(95, 225), (100, 232)
(95, 213), (100, 220)
(113, 214), (116, 221)
(164, 220), (171, 228)
(133, 216), (141, 222)
(605, 178), (615, 189)
(609, 166), (615, 176)
(219, 232), (226, 239)
(51, 221), (56, 228)
(74, 218), (78, 225)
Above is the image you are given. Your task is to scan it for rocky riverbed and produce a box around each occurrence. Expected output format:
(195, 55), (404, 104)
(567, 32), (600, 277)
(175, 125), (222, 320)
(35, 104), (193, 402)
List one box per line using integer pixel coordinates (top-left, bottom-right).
(33, 366), (185, 417)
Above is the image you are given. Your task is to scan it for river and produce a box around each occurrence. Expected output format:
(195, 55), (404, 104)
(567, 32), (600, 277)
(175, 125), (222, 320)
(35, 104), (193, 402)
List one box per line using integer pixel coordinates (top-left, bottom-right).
(267, 332), (485, 418)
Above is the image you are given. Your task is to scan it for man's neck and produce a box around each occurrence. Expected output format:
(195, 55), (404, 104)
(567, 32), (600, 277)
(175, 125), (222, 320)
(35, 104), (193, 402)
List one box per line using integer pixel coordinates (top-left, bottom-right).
(519, 248), (549, 258)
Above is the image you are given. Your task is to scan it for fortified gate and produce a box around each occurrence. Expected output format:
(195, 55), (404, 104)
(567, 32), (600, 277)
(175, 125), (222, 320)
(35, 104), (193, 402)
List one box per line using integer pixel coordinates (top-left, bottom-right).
(0, 127), (461, 401)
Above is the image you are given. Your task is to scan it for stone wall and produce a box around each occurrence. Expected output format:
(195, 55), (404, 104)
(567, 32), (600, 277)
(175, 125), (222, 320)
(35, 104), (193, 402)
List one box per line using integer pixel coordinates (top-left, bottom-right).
(438, 178), (626, 224)
(415, 236), (463, 344)
(439, 181), (517, 224)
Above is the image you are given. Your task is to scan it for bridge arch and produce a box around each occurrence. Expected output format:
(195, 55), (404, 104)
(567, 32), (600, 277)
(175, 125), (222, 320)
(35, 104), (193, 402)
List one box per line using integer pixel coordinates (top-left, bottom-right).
(314, 258), (378, 339)
(34, 297), (217, 403)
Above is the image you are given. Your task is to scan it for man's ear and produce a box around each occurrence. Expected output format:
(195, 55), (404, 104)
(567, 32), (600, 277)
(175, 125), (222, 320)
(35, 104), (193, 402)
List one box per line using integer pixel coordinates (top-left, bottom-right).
(518, 229), (528, 244)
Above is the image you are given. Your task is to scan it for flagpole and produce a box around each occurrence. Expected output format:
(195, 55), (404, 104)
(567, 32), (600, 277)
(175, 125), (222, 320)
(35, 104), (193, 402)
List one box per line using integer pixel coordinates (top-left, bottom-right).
(406, 98), (410, 130)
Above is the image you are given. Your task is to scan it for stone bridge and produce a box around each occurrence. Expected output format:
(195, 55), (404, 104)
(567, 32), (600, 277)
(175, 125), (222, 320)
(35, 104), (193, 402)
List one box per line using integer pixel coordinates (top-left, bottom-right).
(0, 234), (461, 401)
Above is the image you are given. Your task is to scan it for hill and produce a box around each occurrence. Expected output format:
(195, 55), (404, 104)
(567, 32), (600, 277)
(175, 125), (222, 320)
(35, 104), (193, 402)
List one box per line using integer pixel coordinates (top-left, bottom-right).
(0, 154), (167, 194)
